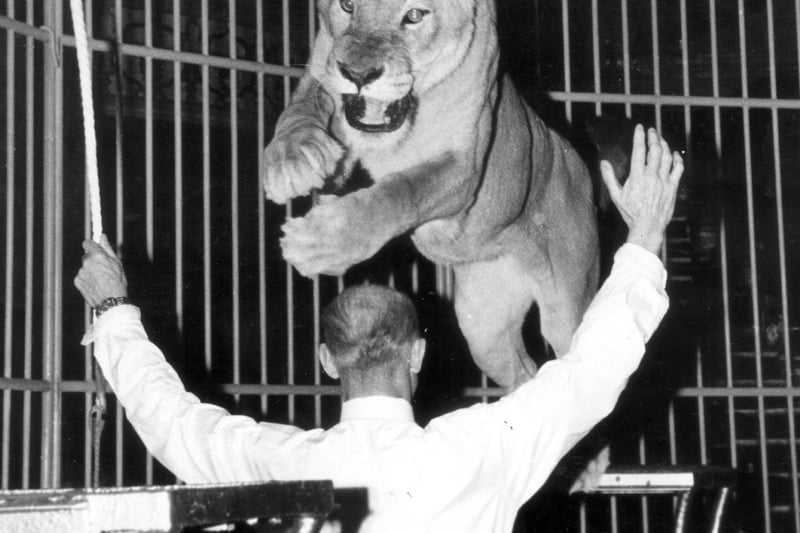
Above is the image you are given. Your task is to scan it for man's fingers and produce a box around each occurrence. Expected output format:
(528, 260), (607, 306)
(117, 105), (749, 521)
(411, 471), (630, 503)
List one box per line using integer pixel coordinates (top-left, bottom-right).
(645, 128), (663, 173)
(670, 152), (685, 184)
(630, 124), (646, 173)
(600, 160), (623, 204)
(658, 138), (673, 179)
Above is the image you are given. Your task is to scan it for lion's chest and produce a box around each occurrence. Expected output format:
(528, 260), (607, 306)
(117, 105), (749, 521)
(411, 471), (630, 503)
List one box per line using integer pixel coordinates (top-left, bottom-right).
(411, 220), (495, 265)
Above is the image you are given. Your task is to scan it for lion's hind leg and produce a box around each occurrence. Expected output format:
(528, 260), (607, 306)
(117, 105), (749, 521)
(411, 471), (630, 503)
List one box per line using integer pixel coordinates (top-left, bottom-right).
(531, 236), (599, 359)
(453, 255), (538, 393)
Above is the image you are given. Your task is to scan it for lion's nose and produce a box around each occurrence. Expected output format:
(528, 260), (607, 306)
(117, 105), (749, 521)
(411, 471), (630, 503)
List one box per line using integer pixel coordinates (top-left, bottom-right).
(337, 62), (384, 90)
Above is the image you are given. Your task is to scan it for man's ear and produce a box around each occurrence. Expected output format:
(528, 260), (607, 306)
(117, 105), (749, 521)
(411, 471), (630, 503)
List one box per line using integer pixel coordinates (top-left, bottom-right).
(410, 338), (426, 374)
(319, 343), (340, 380)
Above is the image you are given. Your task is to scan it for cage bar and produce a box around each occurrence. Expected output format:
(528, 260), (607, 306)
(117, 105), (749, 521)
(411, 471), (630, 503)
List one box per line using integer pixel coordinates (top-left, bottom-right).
(256, 0), (268, 417)
(0, 1), (797, 530)
(765, 0), (800, 527)
(202, 0), (212, 379)
(229, 0), (241, 403)
(736, 0), (771, 528)
(3, 0), (16, 492)
(22, 0), (35, 491)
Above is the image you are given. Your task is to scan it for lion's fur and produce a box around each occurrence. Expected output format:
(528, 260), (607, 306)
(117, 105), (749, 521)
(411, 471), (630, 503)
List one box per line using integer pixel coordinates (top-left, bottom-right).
(262, 0), (599, 390)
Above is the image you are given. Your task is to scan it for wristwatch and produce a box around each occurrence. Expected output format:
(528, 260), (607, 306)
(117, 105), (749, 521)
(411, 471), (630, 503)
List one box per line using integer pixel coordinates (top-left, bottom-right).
(95, 296), (130, 316)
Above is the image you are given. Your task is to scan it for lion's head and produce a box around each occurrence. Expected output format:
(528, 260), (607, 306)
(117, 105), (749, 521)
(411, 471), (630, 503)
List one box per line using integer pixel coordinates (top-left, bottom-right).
(310, 0), (477, 140)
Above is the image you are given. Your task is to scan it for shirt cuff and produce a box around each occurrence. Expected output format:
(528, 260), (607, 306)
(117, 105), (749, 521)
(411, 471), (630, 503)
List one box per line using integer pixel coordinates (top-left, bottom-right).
(616, 243), (667, 289)
(613, 243), (669, 342)
(81, 304), (142, 346)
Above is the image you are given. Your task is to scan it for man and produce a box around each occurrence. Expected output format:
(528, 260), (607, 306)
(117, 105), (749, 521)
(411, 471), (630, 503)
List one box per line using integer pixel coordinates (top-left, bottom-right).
(75, 126), (683, 532)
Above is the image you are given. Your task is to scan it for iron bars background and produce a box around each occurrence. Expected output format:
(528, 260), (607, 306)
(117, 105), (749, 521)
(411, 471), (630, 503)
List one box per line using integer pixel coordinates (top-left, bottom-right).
(1, 1), (799, 532)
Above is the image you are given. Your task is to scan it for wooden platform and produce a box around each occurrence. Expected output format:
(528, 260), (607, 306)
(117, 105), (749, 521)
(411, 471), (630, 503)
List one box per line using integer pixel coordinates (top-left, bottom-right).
(576, 465), (738, 533)
(582, 464), (738, 495)
(0, 480), (339, 532)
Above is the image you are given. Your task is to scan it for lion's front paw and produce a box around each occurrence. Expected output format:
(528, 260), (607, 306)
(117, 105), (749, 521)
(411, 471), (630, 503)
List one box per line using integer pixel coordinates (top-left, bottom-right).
(280, 196), (385, 277)
(262, 128), (344, 204)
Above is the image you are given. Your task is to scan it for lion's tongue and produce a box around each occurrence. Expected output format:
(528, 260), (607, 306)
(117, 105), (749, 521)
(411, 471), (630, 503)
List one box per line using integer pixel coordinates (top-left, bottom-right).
(361, 96), (389, 125)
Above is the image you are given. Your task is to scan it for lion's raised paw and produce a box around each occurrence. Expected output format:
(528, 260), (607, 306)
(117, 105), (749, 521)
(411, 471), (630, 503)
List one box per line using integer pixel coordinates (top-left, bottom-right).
(280, 195), (385, 277)
(261, 128), (344, 204)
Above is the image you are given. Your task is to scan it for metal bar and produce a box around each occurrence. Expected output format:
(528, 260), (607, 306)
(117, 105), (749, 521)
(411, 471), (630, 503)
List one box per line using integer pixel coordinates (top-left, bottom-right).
(591, 0), (600, 115)
(54, 381), (341, 397)
(312, 0), (323, 416)
(283, 0), (296, 424)
(145, 0), (153, 260)
(41, 0), (56, 489)
(202, 0), (212, 376)
(82, 196), (91, 485)
(172, 0), (183, 335)
(668, 398), (678, 519)
(114, 0), (124, 251)
(676, 387), (800, 398)
(230, 0), (241, 404)
(610, 495), (618, 533)
(737, 1), (771, 528)
(256, 0), (268, 417)
(668, 400), (677, 464)
(314, 274), (322, 427)
(651, 0), (662, 132)
(766, 0), (800, 527)
(39, 381), (800, 399)
(219, 384), (341, 396)
(23, 0), (35, 490)
(621, 0), (631, 117)
(708, 0), (739, 474)
(58, 34), (303, 78)
(561, 0), (572, 122)
(309, 0), (316, 38)
(465, 385), (800, 399)
(114, 0), (125, 489)
(696, 348), (708, 465)
(3, 0), (17, 491)
(639, 435), (649, 533)
(0, 14), (50, 40)
(674, 0), (691, 265)
(40, 0), (62, 489)
(81, 0), (93, 485)
(548, 91), (800, 109)
(114, 398), (122, 487)
(580, 502), (587, 533)
(53, 0), (66, 488)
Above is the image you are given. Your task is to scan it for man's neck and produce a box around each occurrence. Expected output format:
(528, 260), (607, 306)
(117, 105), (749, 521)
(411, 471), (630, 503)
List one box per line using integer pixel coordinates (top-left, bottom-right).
(341, 379), (412, 403)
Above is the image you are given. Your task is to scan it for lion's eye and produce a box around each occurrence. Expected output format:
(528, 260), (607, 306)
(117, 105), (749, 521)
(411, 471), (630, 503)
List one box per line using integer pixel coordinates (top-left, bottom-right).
(340, 0), (355, 14)
(403, 8), (428, 25)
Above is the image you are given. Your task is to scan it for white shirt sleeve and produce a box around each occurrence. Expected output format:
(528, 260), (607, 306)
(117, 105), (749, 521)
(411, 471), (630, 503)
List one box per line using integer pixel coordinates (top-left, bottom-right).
(81, 307), (305, 484)
(454, 243), (669, 506)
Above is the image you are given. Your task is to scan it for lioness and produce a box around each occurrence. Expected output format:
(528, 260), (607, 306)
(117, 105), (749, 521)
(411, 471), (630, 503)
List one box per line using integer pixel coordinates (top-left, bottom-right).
(262, 0), (599, 391)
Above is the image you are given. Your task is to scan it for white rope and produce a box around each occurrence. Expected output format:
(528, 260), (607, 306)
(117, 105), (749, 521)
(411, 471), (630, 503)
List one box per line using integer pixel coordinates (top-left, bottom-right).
(69, 0), (103, 243)
(68, 0), (107, 489)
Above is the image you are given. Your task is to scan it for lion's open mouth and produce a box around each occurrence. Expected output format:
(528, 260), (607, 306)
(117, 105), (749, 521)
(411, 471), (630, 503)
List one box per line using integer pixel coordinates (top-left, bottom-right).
(342, 94), (414, 133)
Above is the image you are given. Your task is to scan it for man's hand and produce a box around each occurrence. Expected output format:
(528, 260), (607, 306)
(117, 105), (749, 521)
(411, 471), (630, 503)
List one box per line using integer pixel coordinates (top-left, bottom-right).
(600, 125), (684, 255)
(74, 234), (128, 308)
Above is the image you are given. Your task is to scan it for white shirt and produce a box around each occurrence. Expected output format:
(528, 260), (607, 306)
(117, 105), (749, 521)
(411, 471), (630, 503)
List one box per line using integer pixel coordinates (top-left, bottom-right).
(82, 243), (668, 533)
